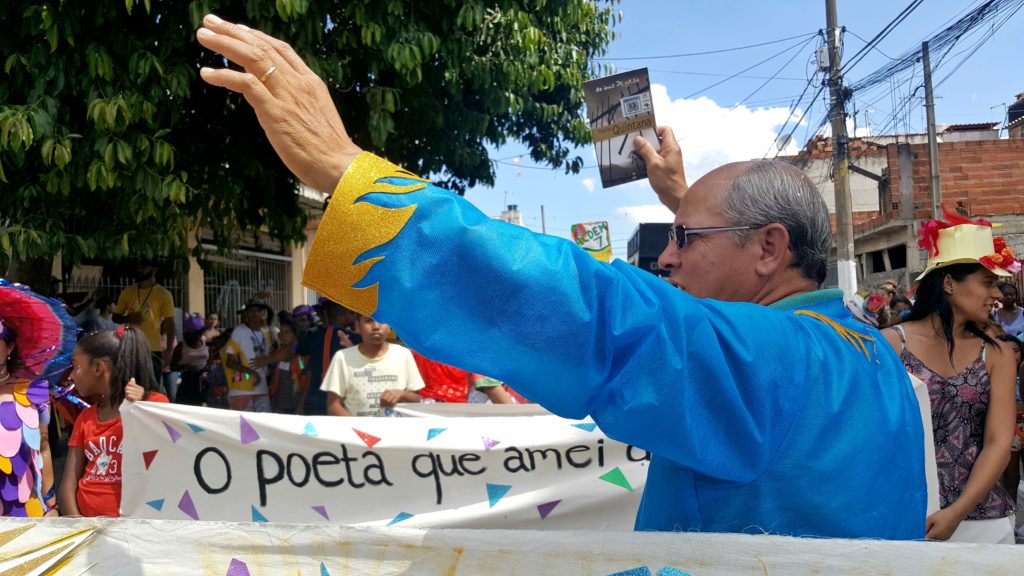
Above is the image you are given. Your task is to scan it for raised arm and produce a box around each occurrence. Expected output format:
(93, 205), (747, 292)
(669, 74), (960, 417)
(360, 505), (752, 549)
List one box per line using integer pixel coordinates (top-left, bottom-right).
(197, 16), (816, 483)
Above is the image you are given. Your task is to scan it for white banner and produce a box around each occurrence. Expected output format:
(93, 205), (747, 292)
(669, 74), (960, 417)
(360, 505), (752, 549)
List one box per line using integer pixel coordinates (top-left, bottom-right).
(121, 402), (647, 529)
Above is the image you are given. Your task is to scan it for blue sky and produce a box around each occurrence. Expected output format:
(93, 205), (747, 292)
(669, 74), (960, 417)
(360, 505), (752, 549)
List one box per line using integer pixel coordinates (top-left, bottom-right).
(462, 0), (1024, 260)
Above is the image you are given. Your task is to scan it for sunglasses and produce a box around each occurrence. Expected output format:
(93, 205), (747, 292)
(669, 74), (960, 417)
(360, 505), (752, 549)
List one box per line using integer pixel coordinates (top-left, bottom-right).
(668, 224), (756, 249)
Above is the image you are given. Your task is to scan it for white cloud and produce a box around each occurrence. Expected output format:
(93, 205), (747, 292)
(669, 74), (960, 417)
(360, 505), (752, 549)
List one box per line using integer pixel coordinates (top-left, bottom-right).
(616, 203), (675, 225)
(581, 177), (595, 193)
(649, 84), (804, 181)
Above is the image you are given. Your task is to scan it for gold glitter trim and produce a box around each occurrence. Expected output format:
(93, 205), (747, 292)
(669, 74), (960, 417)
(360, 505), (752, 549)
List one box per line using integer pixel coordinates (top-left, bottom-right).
(794, 310), (876, 361)
(0, 525), (34, 549)
(303, 153), (426, 315)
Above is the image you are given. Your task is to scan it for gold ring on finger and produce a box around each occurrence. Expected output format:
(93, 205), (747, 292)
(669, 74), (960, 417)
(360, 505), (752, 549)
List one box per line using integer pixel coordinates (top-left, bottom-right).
(258, 66), (277, 84)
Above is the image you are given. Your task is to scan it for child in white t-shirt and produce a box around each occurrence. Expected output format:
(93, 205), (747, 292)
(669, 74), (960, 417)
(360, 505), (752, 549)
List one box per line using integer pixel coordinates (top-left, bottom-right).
(322, 315), (423, 416)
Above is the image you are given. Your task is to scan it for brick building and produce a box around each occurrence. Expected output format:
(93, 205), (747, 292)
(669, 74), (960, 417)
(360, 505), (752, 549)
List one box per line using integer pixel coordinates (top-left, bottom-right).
(781, 119), (1024, 289)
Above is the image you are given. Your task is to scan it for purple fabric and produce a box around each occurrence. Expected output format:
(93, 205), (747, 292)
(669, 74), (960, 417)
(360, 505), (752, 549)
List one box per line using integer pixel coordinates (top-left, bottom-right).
(0, 476), (19, 501)
(900, 345), (1017, 520)
(7, 502), (26, 517)
(25, 378), (50, 406)
(10, 445), (29, 477)
(0, 402), (20, 431)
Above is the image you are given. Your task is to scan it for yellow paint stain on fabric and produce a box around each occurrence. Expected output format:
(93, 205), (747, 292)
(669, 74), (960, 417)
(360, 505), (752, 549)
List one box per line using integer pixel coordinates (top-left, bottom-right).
(304, 153), (426, 316)
(445, 546), (464, 576)
(0, 525), (33, 549)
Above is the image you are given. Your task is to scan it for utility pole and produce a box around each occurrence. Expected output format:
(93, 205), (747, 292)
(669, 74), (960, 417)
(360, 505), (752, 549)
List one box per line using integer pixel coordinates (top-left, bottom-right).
(541, 205), (547, 234)
(826, 0), (856, 299)
(922, 41), (941, 218)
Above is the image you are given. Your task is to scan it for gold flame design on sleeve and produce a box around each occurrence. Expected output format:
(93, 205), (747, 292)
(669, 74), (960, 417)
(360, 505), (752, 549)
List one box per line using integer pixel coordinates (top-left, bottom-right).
(303, 153), (427, 316)
(794, 309), (876, 361)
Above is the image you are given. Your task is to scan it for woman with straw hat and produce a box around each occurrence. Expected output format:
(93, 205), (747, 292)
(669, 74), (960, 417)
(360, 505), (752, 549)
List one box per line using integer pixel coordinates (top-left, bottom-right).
(883, 215), (1018, 543)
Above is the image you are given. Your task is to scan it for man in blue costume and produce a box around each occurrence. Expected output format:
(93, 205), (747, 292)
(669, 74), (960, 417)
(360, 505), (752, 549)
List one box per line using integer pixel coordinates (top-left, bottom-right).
(196, 15), (926, 539)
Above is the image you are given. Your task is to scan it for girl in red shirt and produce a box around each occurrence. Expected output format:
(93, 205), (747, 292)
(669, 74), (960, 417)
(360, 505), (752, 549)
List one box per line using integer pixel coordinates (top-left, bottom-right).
(59, 327), (168, 517)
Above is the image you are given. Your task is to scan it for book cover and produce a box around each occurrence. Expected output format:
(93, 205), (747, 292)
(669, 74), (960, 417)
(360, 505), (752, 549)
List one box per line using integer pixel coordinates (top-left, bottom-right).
(583, 68), (660, 188)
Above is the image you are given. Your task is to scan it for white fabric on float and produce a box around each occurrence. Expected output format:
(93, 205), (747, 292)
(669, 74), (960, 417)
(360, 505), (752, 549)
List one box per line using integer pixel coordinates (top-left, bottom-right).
(0, 516), (1021, 575)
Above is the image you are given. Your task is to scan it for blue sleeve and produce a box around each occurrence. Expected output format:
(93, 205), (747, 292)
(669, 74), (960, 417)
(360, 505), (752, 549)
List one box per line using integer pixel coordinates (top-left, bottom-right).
(304, 153), (813, 482)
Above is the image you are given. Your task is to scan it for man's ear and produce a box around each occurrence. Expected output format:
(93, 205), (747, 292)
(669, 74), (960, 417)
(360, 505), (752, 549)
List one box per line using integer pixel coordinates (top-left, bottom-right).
(752, 223), (791, 277)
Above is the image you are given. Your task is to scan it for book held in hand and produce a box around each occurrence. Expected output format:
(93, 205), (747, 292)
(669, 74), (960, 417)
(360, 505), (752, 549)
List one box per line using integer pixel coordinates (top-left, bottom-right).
(583, 68), (660, 188)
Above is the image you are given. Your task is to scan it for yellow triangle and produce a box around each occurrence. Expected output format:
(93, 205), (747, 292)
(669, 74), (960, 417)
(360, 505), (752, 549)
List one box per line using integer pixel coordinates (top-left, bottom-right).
(0, 525), (34, 549)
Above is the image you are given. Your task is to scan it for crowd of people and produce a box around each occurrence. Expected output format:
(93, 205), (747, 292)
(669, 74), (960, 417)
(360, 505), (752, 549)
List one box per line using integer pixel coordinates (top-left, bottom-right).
(60, 280), (526, 418)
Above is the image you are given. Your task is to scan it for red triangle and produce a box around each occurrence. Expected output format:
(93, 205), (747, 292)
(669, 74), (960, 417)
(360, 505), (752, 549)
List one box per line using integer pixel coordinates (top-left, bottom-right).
(142, 450), (159, 470)
(353, 429), (381, 449)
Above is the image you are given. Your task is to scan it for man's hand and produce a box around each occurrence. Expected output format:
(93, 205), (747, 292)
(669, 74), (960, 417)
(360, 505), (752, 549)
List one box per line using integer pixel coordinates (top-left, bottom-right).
(124, 311), (144, 324)
(196, 14), (363, 194)
(634, 126), (688, 214)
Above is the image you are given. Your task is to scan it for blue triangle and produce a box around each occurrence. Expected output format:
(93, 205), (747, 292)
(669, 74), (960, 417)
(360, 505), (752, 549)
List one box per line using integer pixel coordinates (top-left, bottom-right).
(303, 422), (318, 437)
(656, 568), (692, 576)
(426, 427), (447, 441)
(187, 423), (205, 433)
(387, 511), (414, 526)
(251, 505), (268, 523)
(571, 422), (597, 432)
(146, 499), (165, 511)
(609, 568), (653, 576)
(486, 483), (512, 508)
(320, 561), (331, 576)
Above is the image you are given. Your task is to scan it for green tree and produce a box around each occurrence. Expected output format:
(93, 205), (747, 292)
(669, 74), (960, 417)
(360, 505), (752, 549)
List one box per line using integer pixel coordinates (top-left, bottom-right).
(0, 0), (619, 285)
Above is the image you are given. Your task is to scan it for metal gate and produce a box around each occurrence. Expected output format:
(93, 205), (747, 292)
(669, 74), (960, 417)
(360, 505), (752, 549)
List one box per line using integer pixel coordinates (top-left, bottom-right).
(201, 246), (290, 328)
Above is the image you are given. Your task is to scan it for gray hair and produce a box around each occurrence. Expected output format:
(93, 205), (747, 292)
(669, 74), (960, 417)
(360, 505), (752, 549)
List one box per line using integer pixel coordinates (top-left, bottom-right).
(719, 160), (832, 284)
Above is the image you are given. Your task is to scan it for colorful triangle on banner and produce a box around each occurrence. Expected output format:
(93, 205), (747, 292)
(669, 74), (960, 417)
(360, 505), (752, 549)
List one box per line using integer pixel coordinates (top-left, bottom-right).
(353, 429), (381, 448)
(481, 436), (500, 451)
(388, 512), (414, 526)
(142, 449), (159, 470)
(320, 562), (331, 576)
(146, 498), (165, 511)
(187, 422), (205, 433)
(239, 416), (260, 445)
(656, 568), (692, 576)
(571, 422), (597, 432)
(426, 427), (446, 441)
(163, 421), (182, 443)
(537, 499), (561, 519)
(178, 490), (199, 520)
(226, 558), (251, 576)
(311, 505), (329, 520)
(486, 483), (512, 508)
(303, 422), (318, 436)
(251, 505), (268, 523)
(599, 467), (634, 491)
(608, 568), (653, 576)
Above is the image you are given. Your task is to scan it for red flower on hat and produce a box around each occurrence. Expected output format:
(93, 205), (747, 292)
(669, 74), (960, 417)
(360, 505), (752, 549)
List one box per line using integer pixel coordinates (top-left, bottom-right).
(981, 238), (1022, 274)
(916, 220), (948, 257)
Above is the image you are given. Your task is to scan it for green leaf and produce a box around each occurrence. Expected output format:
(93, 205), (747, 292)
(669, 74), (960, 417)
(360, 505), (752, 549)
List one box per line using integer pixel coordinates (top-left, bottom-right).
(1, 233), (10, 253)
(45, 25), (58, 52)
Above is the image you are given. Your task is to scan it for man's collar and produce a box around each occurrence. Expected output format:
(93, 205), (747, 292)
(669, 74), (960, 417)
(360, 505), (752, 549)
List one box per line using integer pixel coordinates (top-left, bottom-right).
(767, 289), (844, 311)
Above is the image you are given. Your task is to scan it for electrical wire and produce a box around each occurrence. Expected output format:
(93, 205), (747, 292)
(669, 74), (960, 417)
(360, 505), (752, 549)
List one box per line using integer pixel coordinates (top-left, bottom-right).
(683, 35), (816, 99)
(593, 32), (817, 61)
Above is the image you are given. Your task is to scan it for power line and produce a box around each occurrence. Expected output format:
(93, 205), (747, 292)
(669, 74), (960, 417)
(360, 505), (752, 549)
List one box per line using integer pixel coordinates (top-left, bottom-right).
(844, 29), (896, 60)
(841, 0), (924, 76)
(683, 35), (816, 99)
(593, 32), (817, 61)
(730, 34), (820, 111)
